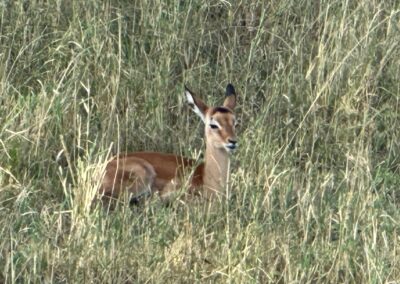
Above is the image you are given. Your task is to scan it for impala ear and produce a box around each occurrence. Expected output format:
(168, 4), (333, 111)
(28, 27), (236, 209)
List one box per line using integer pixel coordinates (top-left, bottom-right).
(223, 83), (236, 110)
(184, 85), (208, 123)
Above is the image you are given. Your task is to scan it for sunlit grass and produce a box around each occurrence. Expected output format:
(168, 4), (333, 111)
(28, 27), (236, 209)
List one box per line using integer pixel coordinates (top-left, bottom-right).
(1, 0), (400, 283)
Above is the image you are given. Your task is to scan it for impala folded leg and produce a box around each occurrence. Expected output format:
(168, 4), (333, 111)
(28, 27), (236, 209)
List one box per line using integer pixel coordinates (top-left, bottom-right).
(99, 156), (156, 207)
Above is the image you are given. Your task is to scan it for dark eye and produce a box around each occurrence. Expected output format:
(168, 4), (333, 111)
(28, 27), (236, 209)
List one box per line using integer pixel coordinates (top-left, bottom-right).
(210, 124), (219, 129)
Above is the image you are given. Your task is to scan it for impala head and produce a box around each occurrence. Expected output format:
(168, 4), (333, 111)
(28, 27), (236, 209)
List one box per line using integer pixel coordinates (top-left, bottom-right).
(185, 84), (238, 153)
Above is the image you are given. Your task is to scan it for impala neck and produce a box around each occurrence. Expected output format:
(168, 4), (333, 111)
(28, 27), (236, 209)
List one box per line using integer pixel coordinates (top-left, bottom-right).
(203, 142), (230, 198)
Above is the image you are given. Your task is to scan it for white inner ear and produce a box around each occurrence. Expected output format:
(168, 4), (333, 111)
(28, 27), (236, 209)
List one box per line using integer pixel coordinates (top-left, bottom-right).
(185, 90), (205, 122)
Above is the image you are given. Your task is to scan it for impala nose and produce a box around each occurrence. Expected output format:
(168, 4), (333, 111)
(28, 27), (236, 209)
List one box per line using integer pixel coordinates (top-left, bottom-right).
(227, 139), (238, 150)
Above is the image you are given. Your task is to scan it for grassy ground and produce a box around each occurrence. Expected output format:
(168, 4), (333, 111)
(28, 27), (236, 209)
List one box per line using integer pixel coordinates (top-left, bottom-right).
(1, 0), (400, 283)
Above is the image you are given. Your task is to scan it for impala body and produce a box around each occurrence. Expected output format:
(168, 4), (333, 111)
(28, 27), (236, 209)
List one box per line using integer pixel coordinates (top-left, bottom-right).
(100, 84), (238, 202)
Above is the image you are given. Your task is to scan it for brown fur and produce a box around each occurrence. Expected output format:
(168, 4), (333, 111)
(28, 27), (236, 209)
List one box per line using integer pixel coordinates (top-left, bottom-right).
(100, 84), (237, 202)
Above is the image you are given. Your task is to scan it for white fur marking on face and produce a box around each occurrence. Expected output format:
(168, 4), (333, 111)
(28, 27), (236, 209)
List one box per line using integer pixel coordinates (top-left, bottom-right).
(185, 90), (205, 122)
(209, 118), (221, 129)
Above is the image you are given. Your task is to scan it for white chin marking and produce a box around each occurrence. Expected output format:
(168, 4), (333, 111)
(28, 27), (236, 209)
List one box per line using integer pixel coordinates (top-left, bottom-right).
(224, 146), (235, 153)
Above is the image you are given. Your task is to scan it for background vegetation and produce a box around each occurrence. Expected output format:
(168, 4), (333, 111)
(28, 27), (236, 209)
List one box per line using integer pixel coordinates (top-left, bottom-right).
(1, 0), (400, 282)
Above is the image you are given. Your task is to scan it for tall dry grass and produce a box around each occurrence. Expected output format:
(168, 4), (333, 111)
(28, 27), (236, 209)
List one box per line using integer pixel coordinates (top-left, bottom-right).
(1, 1), (400, 282)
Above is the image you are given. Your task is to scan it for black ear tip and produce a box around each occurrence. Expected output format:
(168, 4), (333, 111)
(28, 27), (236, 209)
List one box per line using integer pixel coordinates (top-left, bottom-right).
(226, 83), (236, 96)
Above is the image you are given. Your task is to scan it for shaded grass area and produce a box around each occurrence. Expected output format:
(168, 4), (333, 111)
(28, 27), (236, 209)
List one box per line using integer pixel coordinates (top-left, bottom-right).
(1, 0), (400, 282)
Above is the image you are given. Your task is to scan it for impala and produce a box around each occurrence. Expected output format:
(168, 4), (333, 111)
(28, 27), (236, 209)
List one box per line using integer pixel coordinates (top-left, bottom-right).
(100, 84), (238, 203)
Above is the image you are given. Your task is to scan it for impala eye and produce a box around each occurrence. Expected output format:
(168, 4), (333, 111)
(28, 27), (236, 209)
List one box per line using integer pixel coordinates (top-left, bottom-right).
(210, 124), (219, 129)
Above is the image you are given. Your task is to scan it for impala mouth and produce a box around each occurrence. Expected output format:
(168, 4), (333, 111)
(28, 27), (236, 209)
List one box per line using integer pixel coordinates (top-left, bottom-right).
(225, 142), (238, 152)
